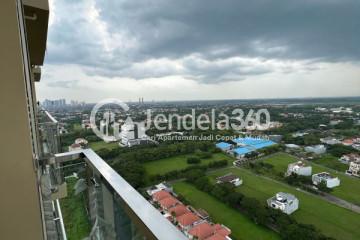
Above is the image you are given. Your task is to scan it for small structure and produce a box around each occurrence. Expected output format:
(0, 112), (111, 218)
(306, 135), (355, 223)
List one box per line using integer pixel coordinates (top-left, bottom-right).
(146, 182), (173, 196)
(216, 174), (242, 187)
(346, 161), (360, 177)
(196, 208), (210, 220)
(312, 172), (340, 188)
(74, 138), (88, 146)
(215, 142), (232, 151)
(68, 138), (88, 151)
(304, 145), (326, 154)
(339, 153), (360, 164)
(267, 192), (299, 215)
(285, 144), (301, 149)
(320, 137), (341, 145)
(285, 161), (312, 177)
(68, 143), (82, 152)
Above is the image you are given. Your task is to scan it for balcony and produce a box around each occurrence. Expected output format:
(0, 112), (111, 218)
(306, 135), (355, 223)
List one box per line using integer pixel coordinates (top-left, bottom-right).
(39, 111), (186, 240)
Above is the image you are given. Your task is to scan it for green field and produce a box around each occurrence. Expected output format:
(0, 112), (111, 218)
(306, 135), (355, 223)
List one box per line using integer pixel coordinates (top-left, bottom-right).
(209, 168), (360, 240)
(89, 141), (119, 151)
(173, 182), (279, 240)
(263, 152), (360, 205)
(313, 154), (348, 172)
(60, 177), (91, 240)
(144, 152), (234, 176)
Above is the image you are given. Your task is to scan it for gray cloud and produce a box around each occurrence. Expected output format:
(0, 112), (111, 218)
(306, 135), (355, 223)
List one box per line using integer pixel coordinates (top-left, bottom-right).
(45, 0), (360, 83)
(47, 80), (79, 89)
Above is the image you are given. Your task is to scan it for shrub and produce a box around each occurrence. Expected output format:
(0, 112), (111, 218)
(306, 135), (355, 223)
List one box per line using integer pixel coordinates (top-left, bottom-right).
(187, 157), (201, 164)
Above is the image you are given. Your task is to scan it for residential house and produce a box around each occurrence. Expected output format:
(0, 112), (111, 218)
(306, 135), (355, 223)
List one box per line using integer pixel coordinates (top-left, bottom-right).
(312, 172), (340, 188)
(285, 144), (301, 149)
(320, 137), (341, 145)
(286, 161), (312, 177)
(339, 153), (360, 164)
(152, 190), (172, 202)
(147, 182), (173, 196)
(304, 145), (326, 154)
(187, 222), (231, 240)
(168, 204), (191, 218)
(176, 212), (202, 231)
(267, 192), (299, 215)
(158, 196), (180, 211)
(347, 161), (360, 177)
(216, 174), (243, 187)
(342, 139), (354, 146)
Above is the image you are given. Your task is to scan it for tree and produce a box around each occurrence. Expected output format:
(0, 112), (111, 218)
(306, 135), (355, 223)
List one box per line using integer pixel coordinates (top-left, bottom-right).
(187, 157), (201, 164)
(317, 181), (332, 193)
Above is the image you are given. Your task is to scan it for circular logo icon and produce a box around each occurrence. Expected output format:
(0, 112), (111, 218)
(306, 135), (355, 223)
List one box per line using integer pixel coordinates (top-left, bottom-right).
(90, 98), (130, 142)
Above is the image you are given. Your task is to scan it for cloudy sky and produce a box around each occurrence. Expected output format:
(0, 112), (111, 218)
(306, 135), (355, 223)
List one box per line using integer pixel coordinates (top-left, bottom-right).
(37, 0), (360, 102)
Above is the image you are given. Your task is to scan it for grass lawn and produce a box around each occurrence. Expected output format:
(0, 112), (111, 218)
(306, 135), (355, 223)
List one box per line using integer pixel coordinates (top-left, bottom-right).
(173, 182), (279, 240)
(263, 152), (360, 205)
(144, 152), (234, 176)
(313, 154), (348, 172)
(89, 141), (119, 151)
(73, 123), (82, 131)
(60, 177), (91, 240)
(209, 168), (360, 240)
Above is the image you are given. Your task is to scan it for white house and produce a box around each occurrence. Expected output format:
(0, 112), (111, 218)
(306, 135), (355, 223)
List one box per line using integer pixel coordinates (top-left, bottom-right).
(320, 137), (341, 145)
(74, 138), (88, 146)
(339, 153), (360, 164)
(304, 145), (326, 154)
(347, 161), (360, 177)
(286, 161), (312, 177)
(312, 172), (340, 188)
(267, 192), (299, 215)
(146, 182), (173, 196)
(216, 174), (243, 187)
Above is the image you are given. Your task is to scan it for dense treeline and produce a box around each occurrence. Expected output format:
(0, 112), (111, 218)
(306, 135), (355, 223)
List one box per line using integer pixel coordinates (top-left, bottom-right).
(100, 141), (215, 162)
(149, 160), (228, 182)
(327, 144), (358, 157)
(186, 172), (334, 240)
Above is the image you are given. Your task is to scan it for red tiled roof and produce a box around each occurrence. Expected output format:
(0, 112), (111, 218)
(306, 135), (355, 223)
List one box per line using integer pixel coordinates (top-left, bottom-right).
(205, 233), (227, 240)
(212, 224), (231, 237)
(158, 196), (179, 209)
(168, 204), (190, 217)
(188, 222), (214, 240)
(176, 212), (200, 227)
(152, 190), (172, 201)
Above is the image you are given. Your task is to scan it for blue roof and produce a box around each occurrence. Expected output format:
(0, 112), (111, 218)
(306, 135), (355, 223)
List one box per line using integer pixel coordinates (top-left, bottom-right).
(233, 147), (254, 155)
(233, 137), (276, 149)
(252, 140), (276, 149)
(216, 142), (232, 149)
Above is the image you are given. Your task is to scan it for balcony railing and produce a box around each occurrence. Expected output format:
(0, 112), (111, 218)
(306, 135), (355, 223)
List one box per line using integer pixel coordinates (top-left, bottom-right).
(55, 149), (187, 240)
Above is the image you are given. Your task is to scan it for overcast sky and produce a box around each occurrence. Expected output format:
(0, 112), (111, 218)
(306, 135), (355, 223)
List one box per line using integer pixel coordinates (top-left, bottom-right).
(36, 0), (360, 102)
